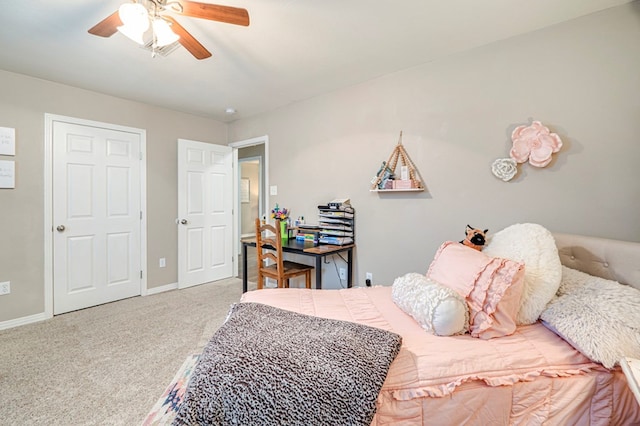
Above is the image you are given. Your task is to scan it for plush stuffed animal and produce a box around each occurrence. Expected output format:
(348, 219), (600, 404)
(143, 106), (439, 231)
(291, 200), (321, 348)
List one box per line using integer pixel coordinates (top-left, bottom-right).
(460, 225), (488, 251)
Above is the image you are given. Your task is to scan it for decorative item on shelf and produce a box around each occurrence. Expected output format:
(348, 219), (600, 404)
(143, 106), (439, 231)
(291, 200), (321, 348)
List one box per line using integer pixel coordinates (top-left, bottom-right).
(271, 204), (289, 241)
(372, 161), (394, 190)
(492, 120), (563, 182)
(370, 131), (425, 192)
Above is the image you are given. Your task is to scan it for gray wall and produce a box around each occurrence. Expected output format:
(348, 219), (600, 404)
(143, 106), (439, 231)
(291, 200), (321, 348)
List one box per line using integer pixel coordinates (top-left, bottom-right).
(0, 70), (226, 322)
(229, 4), (640, 288)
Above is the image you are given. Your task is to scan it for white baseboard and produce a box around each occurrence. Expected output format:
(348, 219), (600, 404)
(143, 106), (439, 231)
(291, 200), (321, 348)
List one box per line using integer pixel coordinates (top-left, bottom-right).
(1, 283), (178, 331)
(0, 311), (49, 331)
(145, 282), (178, 296)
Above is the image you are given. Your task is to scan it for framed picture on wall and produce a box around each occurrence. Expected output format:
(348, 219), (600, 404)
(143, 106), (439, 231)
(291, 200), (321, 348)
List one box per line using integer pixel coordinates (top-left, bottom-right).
(0, 127), (16, 156)
(0, 160), (15, 188)
(241, 178), (250, 203)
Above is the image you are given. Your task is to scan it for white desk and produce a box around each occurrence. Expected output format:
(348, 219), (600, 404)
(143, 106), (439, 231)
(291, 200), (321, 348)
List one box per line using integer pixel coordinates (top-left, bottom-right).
(621, 357), (640, 406)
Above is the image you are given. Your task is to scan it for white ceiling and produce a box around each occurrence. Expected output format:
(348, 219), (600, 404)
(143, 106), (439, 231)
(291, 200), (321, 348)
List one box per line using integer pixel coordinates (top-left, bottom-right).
(0, 0), (633, 122)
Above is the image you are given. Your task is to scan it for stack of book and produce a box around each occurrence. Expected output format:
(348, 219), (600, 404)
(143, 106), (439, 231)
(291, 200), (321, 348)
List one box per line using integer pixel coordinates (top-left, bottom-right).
(295, 224), (321, 244)
(317, 201), (354, 245)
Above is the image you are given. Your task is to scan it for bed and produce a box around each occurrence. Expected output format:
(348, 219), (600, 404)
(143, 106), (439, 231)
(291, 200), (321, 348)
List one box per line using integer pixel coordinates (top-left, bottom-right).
(175, 227), (640, 425)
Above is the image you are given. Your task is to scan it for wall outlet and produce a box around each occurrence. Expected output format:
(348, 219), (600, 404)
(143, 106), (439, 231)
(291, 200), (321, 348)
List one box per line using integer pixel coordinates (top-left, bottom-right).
(365, 272), (373, 287)
(0, 281), (10, 295)
(159, 257), (166, 268)
(339, 268), (347, 280)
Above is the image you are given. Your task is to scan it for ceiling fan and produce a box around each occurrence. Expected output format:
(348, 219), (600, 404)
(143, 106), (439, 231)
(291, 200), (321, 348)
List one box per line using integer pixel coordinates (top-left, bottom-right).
(88, 0), (250, 60)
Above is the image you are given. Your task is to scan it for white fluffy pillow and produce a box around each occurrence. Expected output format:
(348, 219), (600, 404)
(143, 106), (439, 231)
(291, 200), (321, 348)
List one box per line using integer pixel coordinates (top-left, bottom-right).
(392, 273), (469, 336)
(483, 223), (562, 325)
(541, 266), (640, 368)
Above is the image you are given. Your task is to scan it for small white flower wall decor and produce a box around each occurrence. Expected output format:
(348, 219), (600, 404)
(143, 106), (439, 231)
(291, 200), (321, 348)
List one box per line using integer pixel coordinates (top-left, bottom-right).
(491, 158), (518, 182)
(492, 121), (563, 182)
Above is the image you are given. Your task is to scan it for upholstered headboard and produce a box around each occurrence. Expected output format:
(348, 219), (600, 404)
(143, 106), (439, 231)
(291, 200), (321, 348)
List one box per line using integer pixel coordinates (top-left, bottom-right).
(553, 233), (640, 291)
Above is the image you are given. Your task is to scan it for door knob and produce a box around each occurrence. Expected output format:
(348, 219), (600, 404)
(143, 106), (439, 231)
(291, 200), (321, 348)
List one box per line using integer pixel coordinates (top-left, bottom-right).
(180, 219), (188, 225)
(56, 225), (66, 232)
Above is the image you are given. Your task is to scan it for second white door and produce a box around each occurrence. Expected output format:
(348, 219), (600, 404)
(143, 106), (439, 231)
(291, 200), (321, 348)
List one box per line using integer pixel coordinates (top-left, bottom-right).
(178, 139), (233, 288)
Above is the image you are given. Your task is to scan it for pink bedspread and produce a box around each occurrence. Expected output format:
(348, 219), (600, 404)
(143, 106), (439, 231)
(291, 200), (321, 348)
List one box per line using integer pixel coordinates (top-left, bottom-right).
(241, 286), (640, 425)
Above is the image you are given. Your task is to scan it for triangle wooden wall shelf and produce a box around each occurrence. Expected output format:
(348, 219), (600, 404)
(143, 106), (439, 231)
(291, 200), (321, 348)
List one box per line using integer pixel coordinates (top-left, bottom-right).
(370, 131), (425, 192)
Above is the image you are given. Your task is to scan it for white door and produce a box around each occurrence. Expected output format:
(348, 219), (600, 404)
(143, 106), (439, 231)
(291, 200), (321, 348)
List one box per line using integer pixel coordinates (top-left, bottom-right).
(178, 139), (233, 288)
(53, 121), (142, 314)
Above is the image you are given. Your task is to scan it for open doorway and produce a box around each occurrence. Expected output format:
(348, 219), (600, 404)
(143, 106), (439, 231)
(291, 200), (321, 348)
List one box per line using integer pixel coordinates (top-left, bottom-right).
(230, 135), (269, 278)
(238, 157), (262, 238)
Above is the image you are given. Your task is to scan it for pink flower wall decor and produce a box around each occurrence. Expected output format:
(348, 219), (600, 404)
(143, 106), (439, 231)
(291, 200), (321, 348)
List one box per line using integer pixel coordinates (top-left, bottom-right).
(510, 121), (563, 167)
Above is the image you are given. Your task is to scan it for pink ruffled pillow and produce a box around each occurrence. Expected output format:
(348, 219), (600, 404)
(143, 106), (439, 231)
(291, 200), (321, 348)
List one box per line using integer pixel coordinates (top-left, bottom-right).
(426, 241), (525, 339)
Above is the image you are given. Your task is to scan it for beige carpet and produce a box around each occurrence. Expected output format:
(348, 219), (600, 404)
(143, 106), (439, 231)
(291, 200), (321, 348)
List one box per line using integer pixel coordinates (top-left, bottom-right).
(0, 278), (254, 426)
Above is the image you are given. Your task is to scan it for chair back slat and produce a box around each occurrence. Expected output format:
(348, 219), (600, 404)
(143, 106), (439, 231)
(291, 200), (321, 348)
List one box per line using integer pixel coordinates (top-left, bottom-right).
(263, 252), (277, 263)
(254, 218), (312, 290)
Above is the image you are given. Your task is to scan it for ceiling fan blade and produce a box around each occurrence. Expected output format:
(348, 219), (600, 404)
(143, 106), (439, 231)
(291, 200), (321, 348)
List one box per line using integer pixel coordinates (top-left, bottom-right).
(88, 11), (123, 37)
(165, 16), (212, 60)
(178, 1), (250, 26)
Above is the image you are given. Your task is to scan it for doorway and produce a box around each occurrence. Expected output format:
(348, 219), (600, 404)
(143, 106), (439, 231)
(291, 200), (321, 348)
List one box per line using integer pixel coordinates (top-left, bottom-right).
(229, 135), (269, 278)
(238, 157), (262, 238)
(44, 114), (147, 316)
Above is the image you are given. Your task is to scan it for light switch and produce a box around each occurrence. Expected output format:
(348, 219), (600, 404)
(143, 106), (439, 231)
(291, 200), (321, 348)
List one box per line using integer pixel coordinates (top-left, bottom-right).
(270, 185), (278, 195)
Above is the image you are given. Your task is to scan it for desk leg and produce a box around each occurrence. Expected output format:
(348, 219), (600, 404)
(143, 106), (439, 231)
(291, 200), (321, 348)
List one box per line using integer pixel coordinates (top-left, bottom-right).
(242, 243), (248, 293)
(315, 256), (323, 290)
(347, 248), (353, 288)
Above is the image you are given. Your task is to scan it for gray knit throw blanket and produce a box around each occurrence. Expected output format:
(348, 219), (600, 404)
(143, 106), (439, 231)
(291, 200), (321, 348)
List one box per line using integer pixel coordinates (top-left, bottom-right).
(173, 302), (402, 426)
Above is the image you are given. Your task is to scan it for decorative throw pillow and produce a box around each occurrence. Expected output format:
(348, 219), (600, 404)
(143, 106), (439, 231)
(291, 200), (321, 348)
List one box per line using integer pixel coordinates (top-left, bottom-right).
(482, 223), (562, 325)
(392, 272), (469, 336)
(540, 266), (640, 368)
(426, 242), (525, 339)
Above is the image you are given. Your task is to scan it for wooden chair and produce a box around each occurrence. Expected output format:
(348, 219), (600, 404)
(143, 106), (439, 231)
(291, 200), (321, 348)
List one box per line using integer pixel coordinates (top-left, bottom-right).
(255, 218), (313, 289)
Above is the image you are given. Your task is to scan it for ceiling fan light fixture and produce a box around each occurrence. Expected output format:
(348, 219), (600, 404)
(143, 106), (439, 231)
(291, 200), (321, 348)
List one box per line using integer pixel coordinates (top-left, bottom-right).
(117, 2), (149, 44)
(118, 2), (149, 28)
(152, 18), (180, 47)
(89, 1), (249, 60)
(117, 24), (146, 45)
